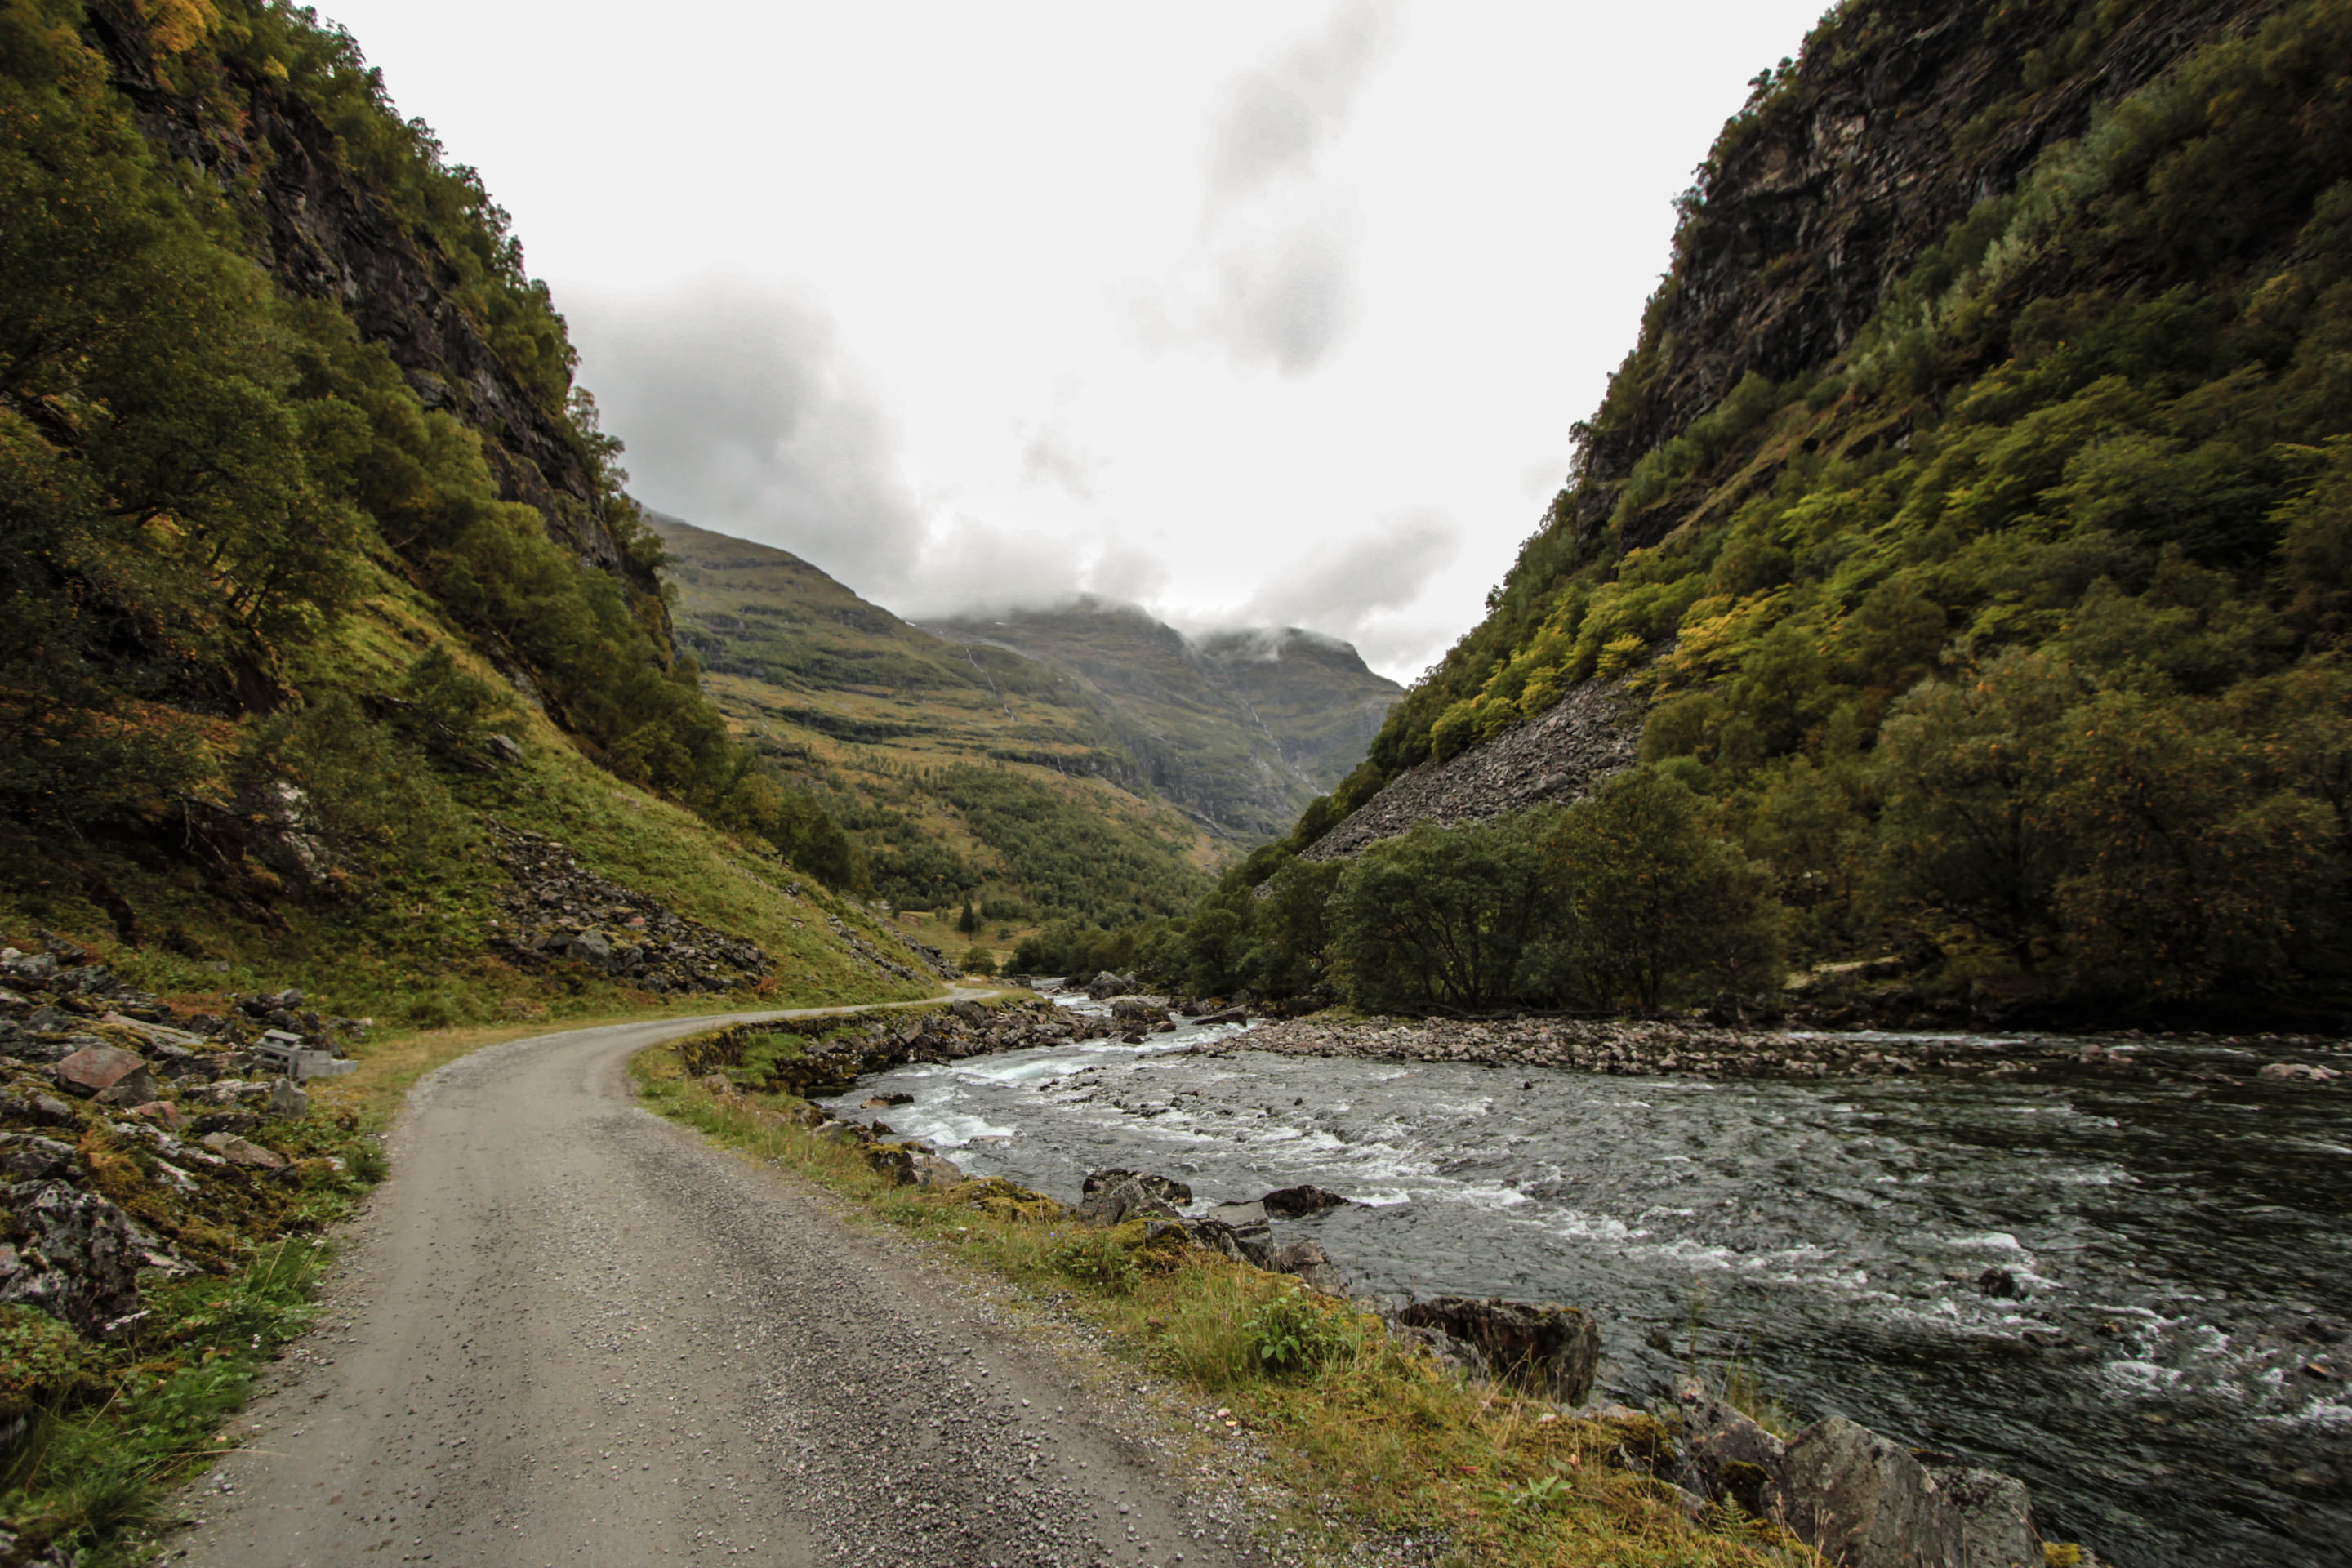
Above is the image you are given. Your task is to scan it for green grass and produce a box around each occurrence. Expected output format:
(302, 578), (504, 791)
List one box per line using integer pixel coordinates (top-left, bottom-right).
(632, 1036), (1824, 1567)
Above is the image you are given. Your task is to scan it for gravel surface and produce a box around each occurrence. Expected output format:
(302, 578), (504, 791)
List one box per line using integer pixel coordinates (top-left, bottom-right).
(172, 1002), (1263, 1568)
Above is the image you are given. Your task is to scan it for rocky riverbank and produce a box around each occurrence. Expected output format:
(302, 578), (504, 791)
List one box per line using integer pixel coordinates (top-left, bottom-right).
(1216, 1009), (2347, 1089)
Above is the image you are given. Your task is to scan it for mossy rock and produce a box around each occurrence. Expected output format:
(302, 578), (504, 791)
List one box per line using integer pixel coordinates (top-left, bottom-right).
(950, 1177), (1064, 1223)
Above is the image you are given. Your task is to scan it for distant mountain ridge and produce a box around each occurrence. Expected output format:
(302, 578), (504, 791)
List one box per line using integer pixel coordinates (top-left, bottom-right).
(652, 515), (1400, 844)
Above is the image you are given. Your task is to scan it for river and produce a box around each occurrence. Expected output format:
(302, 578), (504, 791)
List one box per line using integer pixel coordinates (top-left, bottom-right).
(820, 1001), (2352, 1567)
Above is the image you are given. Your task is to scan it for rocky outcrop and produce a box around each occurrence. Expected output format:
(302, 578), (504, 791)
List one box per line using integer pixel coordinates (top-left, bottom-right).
(1570, 0), (2271, 549)
(484, 824), (772, 992)
(1392, 1298), (1602, 1405)
(79, 1), (647, 586)
(1668, 1383), (2045, 1568)
(1299, 679), (1639, 859)
(1075, 1169), (1191, 1227)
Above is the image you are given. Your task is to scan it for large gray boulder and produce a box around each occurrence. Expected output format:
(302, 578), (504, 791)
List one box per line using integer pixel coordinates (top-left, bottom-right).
(1264, 1239), (1348, 1296)
(1394, 1297), (1601, 1405)
(1922, 1463), (2042, 1568)
(1085, 971), (1138, 1000)
(1781, 1416), (1956, 1567)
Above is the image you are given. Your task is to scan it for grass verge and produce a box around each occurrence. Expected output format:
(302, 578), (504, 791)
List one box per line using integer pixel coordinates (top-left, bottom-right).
(632, 1035), (1825, 1568)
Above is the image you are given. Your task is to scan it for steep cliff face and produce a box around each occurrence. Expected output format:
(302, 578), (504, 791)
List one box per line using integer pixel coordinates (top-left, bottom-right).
(78, 0), (648, 592)
(1577, 0), (2270, 551)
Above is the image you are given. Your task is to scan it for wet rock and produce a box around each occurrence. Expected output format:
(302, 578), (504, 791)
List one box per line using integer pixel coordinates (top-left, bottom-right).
(1263, 1239), (1348, 1296)
(2258, 1061), (2341, 1082)
(1780, 1415), (1953, 1568)
(1190, 1006), (1248, 1026)
(1085, 971), (1138, 1000)
(269, 1077), (309, 1119)
(0, 1135), (78, 1183)
(1076, 1169), (1192, 1227)
(200, 1132), (287, 1169)
(1393, 1297), (1601, 1405)
(1107, 996), (1170, 1026)
(1977, 1267), (2023, 1299)
(1259, 1184), (1348, 1218)
(862, 1091), (915, 1109)
(1922, 1462), (2041, 1568)
(0, 1179), (165, 1333)
(52, 1045), (147, 1100)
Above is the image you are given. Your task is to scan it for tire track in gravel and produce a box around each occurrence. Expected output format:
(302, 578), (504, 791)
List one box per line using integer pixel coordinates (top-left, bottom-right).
(173, 1002), (1255, 1568)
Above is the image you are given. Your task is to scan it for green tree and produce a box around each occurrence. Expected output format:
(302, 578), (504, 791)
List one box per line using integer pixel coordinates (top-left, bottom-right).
(1327, 815), (1556, 1012)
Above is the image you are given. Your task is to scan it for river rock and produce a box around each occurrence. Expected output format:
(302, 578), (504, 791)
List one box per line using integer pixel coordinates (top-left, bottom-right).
(1264, 1239), (1348, 1296)
(1202, 1200), (1274, 1264)
(909, 1151), (965, 1188)
(1259, 1184), (1348, 1218)
(1190, 1006), (1248, 1026)
(1085, 971), (1138, 1000)
(52, 1045), (146, 1099)
(1076, 1168), (1191, 1226)
(1393, 1297), (1601, 1405)
(1780, 1415), (1953, 1568)
(862, 1092), (914, 1109)
(1673, 1380), (1788, 1518)
(1921, 1462), (2041, 1568)
(1107, 996), (1170, 1025)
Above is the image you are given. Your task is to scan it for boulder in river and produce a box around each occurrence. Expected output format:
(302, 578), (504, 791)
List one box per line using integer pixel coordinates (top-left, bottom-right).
(1200, 1200), (1273, 1265)
(1259, 1184), (1348, 1218)
(1780, 1414), (1976, 1568)
(1189, 1006), (1248, 1026)
(1085, 971), (1138, 1000)
(1394, 1297), (1601, 1405)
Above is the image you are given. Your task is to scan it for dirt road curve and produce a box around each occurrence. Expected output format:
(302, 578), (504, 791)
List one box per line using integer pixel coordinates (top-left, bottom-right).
(175, 1002), (1250, 1568)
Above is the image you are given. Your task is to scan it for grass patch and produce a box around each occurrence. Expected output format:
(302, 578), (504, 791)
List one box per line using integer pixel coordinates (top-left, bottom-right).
(631, 1037), (1823, 1566)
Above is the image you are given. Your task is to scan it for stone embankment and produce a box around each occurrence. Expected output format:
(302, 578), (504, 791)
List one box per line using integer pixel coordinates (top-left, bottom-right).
(0, 937), (359, 1335)
(1223, 1010), (2345, 1089)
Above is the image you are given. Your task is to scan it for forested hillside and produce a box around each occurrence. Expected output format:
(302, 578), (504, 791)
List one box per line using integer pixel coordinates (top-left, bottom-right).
(1129, 0), (2352, 1023)
(0, 0), (936, 1018)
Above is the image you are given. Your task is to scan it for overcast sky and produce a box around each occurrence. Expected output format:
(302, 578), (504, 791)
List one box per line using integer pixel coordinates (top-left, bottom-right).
(320, 2), (1827, 680)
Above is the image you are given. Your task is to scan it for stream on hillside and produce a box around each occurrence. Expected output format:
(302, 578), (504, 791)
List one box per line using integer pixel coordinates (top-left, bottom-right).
(820, 1000), (2352, 1568)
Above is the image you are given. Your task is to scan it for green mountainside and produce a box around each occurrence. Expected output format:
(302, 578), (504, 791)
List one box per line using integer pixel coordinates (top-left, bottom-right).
(0, 0), (937, 1019)
(651, 514), (1402, 938)
(1129, 0), (2352, 1022)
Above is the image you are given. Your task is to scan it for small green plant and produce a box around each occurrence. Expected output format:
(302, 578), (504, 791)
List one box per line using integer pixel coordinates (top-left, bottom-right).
(1241, 1286), (1361, 1377)
(1487, 1466), (1576, 1516)
(1045, 1230), (1140, 1296)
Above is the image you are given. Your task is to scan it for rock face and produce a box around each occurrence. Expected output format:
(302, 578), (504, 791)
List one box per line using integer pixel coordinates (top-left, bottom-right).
(485, 824), (773, 993)
(1393, 1297), (1602, 1405)
(1299, 679), (1640, 860)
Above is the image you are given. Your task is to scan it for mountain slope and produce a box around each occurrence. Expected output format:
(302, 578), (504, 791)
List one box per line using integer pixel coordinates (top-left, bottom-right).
(653, 515), (1402, 927)
(0, 0), (935, 1018)
(920, 600), (1401, 835)
(1227, 0), (2352, 1014)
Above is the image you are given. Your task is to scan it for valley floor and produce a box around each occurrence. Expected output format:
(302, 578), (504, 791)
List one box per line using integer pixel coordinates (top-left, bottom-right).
(171, 1004), (1257, 1568)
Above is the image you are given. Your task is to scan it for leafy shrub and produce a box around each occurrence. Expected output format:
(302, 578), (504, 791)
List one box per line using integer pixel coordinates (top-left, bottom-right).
(1241, 1286), (1361, 1377)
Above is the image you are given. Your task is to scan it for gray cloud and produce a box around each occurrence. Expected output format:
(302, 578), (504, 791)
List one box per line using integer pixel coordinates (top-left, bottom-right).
(1020, 421), (1099, 499)
(565, 280), (925, 596)
(1203, 0), (1401, 209)
(1147, 0), (1400, 376)
(1235, 508), (1459, 674)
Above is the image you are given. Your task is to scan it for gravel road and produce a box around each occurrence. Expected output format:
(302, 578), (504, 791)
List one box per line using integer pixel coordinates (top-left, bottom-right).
(172, 1003), (1257, 1568)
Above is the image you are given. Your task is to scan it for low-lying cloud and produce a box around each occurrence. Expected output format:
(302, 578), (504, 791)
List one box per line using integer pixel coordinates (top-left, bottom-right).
(567, 281), (925, 595)
(1233, 508), (1459, 675)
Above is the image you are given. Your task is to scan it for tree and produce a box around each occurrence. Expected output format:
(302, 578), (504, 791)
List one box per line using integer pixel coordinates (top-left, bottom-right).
(1327, 815), (1557, 1012)
(1873, 653), (2082, 968)
(1543, 770), (1776, 1011)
